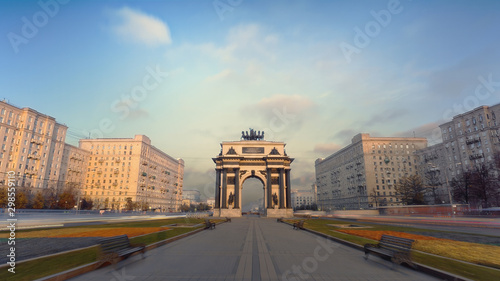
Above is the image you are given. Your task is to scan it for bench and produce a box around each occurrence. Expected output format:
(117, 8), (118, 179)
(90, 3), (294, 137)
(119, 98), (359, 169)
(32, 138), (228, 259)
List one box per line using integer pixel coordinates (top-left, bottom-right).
(98, 235), (145, 266)
(205, 219), (216, 230)
(277, 217), (283, 223)
(293, 220), (305, 230)
(364, 235), (415, 268)
(226, 217), (231, 223)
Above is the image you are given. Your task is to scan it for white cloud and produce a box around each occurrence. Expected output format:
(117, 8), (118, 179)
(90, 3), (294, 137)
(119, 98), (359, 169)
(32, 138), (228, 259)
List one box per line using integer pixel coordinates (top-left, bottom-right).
(254, 94), (315, 120)
(205, 69), (233, 83)
(110, 6), (171, 47)
(313, 143), (342, 155)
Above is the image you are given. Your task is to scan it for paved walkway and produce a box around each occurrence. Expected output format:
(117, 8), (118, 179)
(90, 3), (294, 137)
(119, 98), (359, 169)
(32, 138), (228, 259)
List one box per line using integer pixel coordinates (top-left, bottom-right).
(70, 217), (438, 281)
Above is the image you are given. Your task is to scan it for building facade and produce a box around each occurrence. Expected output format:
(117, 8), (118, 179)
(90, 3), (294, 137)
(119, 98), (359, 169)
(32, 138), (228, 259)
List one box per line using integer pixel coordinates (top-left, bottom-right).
(417, 104), (500, 205)
(415, 143), (451, 204)
(182, 189), (201, 202)
(439, 104), (500, 176)
(57, 143), (90, 194)
(0, 101), (67, 193)
(79, 135), (184, 212)
(316, 133), (427, 210)
(291, 184), (317, 209)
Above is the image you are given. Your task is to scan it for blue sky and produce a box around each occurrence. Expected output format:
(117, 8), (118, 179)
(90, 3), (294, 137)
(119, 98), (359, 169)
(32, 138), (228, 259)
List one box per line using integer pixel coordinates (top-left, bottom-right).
(2, 0), (500, 202)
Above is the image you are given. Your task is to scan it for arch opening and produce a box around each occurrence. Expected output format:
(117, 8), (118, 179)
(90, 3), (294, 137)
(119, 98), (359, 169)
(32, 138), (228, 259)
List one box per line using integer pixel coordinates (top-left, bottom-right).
(241, 177), (264, 214)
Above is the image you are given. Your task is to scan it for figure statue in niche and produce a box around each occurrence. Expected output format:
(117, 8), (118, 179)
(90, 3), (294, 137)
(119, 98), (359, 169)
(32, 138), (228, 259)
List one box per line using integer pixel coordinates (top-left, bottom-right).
(228, 192), (234, 205)
(272, 192), (278, 206)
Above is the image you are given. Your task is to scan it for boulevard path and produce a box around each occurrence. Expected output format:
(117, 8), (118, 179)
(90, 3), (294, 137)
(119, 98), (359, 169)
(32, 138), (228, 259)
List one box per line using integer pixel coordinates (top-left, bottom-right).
(70, 217), (437, 281)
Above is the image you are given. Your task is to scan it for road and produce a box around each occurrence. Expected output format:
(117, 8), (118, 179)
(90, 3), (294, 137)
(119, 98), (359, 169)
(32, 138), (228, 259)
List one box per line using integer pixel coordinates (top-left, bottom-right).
(0, 211), (187, 230)
(70, 217), (437, 281)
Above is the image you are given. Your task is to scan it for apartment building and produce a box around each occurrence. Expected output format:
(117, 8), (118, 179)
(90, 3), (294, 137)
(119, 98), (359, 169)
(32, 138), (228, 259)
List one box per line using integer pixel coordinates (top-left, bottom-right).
(316, 133), (427, 210)
(79, 135), (184, 212)
(417, 104), (500, 204)
(291, 184), (317, 209)
(0, 101), (67, 192)
(57, 143), (90, 194)
(439, 104), (500, 176)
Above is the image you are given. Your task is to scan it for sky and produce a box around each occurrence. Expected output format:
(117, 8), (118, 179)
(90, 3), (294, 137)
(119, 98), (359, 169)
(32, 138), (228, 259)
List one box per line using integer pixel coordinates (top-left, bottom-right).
(2, 0), (500, 206)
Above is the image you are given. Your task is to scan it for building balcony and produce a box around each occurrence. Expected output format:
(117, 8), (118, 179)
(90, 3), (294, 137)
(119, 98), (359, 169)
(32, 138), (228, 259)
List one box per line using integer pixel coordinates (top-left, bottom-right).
(113, 169), (119, 174)
(112, 182), (118, 186)
(30, 139), (43, 145)
(27, 154), (40, 160)
(115, 158), (121, 163)
(469, 153), (484, 160)
(96, 170), (102, 174)
(466, 138), (481, 145)
(98, 158), (104, 163)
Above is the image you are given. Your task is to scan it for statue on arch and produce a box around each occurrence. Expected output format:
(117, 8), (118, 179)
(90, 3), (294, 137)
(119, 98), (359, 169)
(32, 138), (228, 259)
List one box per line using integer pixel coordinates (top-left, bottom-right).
(272, 192), (278, 206)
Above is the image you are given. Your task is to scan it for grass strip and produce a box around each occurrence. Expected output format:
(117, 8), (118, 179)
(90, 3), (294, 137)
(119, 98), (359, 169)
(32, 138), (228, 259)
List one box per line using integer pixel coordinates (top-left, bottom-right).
(0, 246), (98, 281)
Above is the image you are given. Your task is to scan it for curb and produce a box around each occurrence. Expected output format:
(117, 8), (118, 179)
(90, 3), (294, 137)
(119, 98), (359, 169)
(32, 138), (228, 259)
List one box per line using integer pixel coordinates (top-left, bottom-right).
(280, 219), (474, 281)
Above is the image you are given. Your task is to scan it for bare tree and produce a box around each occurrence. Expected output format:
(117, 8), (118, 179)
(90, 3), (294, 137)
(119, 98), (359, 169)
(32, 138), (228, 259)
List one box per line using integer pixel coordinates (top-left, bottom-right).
(369, 190), (383, 208)
(395, 174), (426, 205)
(451, 170), (473, 205)
(470, 163), (498, 208)
(424, 169), (443, 204)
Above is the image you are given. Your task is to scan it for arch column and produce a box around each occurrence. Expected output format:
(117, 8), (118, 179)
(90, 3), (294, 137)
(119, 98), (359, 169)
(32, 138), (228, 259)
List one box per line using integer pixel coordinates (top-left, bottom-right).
(215, 169), (221, 208)
(234, 168), (240, 209)
(286, 169), (291, 209)
(221, 168), (227, 209)
(279, 168), (285, 209)
(267, 168), (273, 208)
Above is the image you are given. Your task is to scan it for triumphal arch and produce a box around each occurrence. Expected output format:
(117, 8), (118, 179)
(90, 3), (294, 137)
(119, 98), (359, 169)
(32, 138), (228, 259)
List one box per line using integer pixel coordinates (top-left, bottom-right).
(212, 129), (294, 218)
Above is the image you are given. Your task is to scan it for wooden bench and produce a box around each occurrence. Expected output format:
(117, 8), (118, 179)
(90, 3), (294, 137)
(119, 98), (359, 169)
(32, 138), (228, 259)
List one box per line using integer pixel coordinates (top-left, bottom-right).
(205, 219), (216, 230)
(98, 235), (145, 266)
(293, 220), (305, 230)
(226, 217), (231, 223)
(277, 217), (283, 223)
(364, 235), (415, 268)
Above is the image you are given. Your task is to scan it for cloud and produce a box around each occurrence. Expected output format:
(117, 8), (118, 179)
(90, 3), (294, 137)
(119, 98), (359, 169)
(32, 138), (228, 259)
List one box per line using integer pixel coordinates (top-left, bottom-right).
(205, 69), (233, 83)
(394, 122), (443, 145)
(110, 6), (171, 47)
(331, 129), (358, 142)
(363, 109), (408, 127)
(313, 143), (342, 155)
(253, 94), (315, 120)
